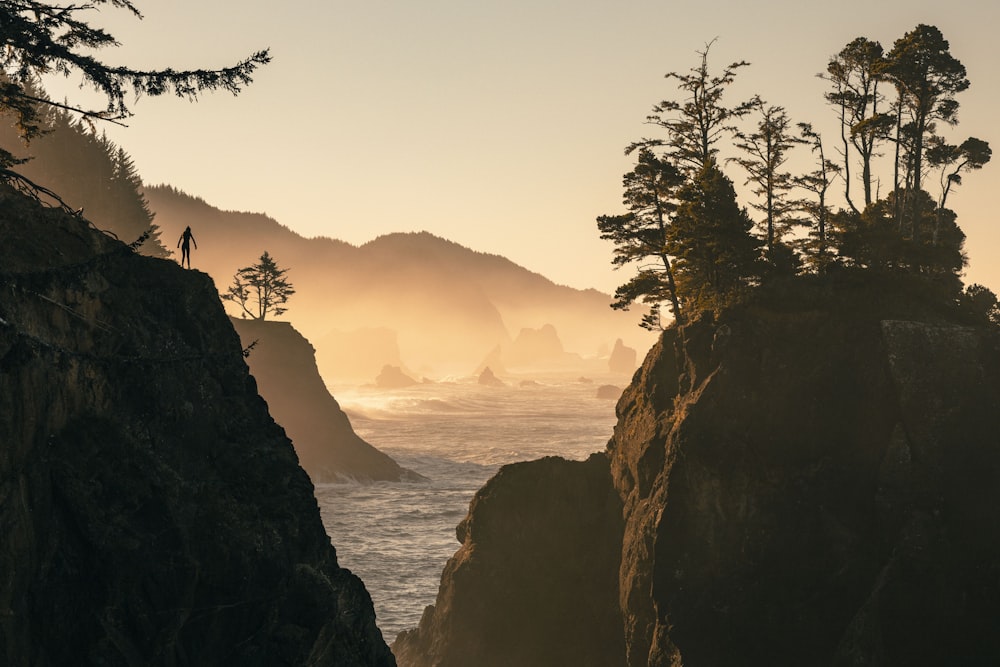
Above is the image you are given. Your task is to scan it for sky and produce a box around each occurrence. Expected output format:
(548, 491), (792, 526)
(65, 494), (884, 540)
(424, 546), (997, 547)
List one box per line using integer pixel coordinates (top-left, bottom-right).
(42, 0), (1000, 295)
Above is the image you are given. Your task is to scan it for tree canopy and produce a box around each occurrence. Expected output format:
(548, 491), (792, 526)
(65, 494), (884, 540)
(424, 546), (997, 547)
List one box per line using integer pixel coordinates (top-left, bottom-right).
(223, 252), (296, 320)
(0, 1), (270, 173)
(598, 25), (992, 329)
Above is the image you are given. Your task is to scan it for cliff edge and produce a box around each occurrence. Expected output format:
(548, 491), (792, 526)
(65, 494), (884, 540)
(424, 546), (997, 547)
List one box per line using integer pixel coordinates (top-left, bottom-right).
(230, 318), (421, 483)
(0, 187), (396, 666)
(394, 282), (1000, 666)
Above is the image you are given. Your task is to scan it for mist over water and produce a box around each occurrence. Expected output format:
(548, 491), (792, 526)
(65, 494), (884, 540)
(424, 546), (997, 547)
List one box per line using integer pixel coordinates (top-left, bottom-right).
(315, 375), (623, 639)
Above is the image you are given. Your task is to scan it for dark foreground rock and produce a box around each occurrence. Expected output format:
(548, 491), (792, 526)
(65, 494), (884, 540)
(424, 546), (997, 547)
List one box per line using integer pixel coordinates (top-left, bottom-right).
(0, 187), (395, 666)
(394, 284), (1000, 666)
(392, 454), (625, 667)
(231, 319), (421, 483)
(612, 308), (1000, 666)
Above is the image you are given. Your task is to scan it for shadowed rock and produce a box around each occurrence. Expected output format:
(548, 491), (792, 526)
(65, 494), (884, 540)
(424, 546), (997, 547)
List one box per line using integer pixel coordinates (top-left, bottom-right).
(393, 281), (1000, 666)
(392, 454), (625, 667)
(231, 318), (421, 483)
(0, 185), (396, 666)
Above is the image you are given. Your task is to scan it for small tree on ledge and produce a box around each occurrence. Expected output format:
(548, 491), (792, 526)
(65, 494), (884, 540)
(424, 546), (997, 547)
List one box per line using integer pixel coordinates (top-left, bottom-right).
(223, 251), (295, 320)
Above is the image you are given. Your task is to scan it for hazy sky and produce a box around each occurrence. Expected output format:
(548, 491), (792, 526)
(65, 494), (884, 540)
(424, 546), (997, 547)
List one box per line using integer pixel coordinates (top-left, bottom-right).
(44, 1), (999, 294)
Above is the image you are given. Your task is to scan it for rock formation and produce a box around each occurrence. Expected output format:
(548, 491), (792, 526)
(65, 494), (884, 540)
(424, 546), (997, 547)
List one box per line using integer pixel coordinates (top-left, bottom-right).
(477, 366), (505, 387)
(595, 384), (621, 400)
(607, 338), (637, 374)
(231, 318), (420, 483)
(392, 455), (625, 667)
(375, 364), (420, 389)
(475, 324), (597, 374)
(394, 283), (1000, 666)
(0, 187), (395, 666)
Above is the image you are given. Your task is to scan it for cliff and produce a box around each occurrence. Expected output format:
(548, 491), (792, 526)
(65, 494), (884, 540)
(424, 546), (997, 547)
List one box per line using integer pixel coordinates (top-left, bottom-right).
(230, 318), (420, 483)
(394, 283), (1000, 666)
(0, 186), (396, 666)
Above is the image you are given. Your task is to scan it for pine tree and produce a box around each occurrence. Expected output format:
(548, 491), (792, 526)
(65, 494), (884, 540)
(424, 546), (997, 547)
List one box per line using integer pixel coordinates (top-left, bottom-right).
(823, 37), (890, 211)
(666, 160), (761, 313)
(223, 252), (296, 320)
(729, 100), (801, 264)
(792, 123), (841, 271)
(884, 25), (969, 234)
(0, 1), (269, 173)
(597, 148), (686, 328)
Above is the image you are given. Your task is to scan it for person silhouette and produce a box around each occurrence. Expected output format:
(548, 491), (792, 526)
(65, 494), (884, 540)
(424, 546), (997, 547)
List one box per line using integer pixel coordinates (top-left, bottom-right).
(177, 226), (197, 269)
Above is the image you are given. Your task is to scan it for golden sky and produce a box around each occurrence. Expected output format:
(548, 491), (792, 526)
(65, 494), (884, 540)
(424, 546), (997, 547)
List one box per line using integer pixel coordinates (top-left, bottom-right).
(44, 0), (1000, 294)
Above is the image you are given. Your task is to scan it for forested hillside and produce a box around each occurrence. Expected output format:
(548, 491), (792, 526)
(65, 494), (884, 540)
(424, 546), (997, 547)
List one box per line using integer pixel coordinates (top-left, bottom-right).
(0, 93), (167, 256)
(144, 185), (652, 379)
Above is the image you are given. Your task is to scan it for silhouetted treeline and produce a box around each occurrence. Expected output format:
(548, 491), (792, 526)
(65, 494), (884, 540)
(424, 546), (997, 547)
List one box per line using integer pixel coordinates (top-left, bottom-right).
(0, 88), (168, 256)
(600, 25), (995, 329)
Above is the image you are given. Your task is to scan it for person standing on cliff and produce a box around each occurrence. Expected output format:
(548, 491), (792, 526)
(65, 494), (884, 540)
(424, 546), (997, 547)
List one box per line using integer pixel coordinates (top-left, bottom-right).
(177, 226), (197, 269)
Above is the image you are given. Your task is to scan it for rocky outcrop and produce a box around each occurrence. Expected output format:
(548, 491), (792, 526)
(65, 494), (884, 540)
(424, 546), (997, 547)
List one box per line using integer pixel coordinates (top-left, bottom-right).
(392, 454), (625, 667)
(477, 366), (504, 387)
(607, 338), (637, 374)
(596, 384), (622, 400)
(613, 305), (1000, 666)
(0, 187), (395, 666)
(394, 285), (1000, 666)
(475, 324), (592, 373)
(231, 318), (420, 483)
(374, 364), (420, 389)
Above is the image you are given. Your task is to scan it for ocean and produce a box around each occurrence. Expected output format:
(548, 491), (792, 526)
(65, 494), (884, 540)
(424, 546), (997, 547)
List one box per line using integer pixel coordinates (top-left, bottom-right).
(314, 374), (624, 641)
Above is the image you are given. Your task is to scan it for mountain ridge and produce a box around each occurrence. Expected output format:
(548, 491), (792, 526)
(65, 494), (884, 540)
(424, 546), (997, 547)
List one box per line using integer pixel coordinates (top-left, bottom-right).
(143, 185), (653, 379)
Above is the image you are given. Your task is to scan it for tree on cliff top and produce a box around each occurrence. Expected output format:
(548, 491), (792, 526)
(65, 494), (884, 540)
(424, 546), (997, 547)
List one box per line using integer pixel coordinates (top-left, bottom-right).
(223, 252), (295, 320)
(0, 0), (270, 174)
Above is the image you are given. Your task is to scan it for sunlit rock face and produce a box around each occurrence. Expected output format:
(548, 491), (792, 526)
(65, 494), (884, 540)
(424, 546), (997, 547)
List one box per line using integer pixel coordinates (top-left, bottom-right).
(392, 454), (626, 667)
(231, 318), (420, 483)
(394, 281), (1000, 666)
(0, 187), (395, 666)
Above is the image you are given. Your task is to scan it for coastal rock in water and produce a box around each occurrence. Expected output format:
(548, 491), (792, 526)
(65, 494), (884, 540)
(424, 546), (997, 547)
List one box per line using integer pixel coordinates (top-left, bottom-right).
(475, 323), (589, 373)
(607, 337), (637, 374)
(231, 318), (420, 483)
(596, 384), (621, 400)
(506, 323), (564, 366)
(392, 454), (625, 667)
(477, 366), (505, 386)
(395, 286), (1000, 666)
(0, 187), (395, 666)
(375, 364), (419, 389)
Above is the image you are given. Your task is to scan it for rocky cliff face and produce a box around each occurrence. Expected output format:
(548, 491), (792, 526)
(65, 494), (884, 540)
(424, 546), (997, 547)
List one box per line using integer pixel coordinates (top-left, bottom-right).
(230, 318), (420, 483)
(614, 306), (1000, 665)
(392, 454), (625, 667)
(0, 187), (396, 666)
(394, 287), (1000, 666)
